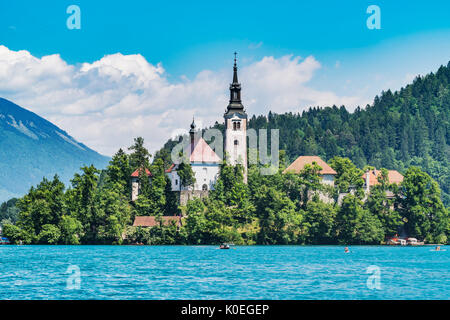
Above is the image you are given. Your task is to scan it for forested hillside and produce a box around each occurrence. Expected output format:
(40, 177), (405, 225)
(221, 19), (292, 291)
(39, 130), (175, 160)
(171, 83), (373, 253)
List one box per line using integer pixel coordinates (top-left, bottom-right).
(157, 61), (450, 205)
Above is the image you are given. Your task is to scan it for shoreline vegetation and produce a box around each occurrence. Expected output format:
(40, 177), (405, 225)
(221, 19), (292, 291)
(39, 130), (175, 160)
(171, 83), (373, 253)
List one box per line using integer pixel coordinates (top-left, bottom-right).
(1, 137), (448, 246)
(1, 62), (449, 246)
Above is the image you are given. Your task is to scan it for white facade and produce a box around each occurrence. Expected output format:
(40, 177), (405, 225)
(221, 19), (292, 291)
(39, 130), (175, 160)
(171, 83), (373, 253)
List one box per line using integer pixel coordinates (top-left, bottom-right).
(224, 114), (247, 182)
(168, 163), (220, 191)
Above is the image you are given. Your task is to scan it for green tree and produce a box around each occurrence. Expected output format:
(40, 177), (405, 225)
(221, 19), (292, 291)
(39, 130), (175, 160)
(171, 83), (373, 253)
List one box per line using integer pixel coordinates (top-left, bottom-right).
(329, 157), (365, 200)
(68, 166), (100, 243)
(0, 198), (19, 226)
(335, 194), (384, 244)
(2, 224), (33, 244)
(105, 148), (131, 196)
(298, 162), (323, 210)
(15, 175), (66, 243)
(147, 158), (167, 215)
(38, 224), (61, 244)
(128, 137), (151, 171)
(177, 162), (196, 190)
(59, 215), (83, 244)
(254, 185), (303, 244)
(397, 167), (448, 242)
(302, 199), (337, 244)
(365, 168), (402, 237)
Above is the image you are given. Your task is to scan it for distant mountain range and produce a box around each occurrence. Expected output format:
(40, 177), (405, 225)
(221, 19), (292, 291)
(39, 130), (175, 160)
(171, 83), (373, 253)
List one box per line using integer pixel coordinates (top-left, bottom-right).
(0, 98), (110, 203)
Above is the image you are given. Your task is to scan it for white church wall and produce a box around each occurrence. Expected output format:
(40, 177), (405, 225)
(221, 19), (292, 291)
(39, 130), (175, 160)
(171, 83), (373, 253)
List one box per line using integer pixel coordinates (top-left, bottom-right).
(169, 164), (219, 191)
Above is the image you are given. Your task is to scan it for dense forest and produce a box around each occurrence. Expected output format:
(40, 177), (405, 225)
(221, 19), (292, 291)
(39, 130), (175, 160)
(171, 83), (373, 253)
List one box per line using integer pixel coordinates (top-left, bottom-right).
(1, 137), (449, 245)
(156, 62), (450, 206)
(1, 62), (449, 245)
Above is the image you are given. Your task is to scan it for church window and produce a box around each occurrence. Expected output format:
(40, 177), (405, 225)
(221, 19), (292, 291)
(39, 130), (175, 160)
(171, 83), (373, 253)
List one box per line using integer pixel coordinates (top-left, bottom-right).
(233, 122), (237, 130)
(234, 140), (239, 145)
(202, 184), (208, 191)
(237, 122), (241, 130)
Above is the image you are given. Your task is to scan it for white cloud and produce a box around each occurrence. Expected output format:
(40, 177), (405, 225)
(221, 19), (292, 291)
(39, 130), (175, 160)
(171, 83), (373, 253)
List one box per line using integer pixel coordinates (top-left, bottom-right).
(0, 45), (362, 156)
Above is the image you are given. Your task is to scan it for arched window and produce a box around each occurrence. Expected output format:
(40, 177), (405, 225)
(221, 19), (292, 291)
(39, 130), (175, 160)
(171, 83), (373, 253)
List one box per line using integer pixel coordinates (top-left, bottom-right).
(234, 140), (239, 145)
(237, 122), (241, 130)
(233, 122), (237, 130)
(202, 184), (208, 191)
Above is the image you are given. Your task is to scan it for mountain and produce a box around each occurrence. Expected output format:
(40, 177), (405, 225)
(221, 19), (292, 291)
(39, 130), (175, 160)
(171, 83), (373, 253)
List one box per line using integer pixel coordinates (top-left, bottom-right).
(157, 61), (450, 206)
(0, 98), (110, 202)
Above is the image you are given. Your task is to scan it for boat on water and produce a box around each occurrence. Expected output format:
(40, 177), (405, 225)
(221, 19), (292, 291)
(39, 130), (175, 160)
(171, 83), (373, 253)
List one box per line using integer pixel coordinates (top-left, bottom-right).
(219, 243), (230, 249)
(386, 236), (424, 246)
(0, 237), (10, 245)
(406, 238), (425, 246)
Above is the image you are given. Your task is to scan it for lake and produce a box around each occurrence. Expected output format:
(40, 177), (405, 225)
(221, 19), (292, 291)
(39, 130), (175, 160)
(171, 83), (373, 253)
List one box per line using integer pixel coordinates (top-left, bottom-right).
(0, 245), (448, 300)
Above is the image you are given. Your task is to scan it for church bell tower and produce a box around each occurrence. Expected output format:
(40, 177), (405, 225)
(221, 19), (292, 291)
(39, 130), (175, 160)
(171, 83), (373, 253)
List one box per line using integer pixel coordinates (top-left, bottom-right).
(224, 53), (248, 182)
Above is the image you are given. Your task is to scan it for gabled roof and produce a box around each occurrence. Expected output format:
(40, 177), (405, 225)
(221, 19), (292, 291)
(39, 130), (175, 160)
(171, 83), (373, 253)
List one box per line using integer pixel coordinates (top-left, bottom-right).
(131, 165), (176, 177)
(132, 216), (181, 227)
(283, 156), (337, 175)
(363, 169), (404, 187)
(130, 168), (151, 177)
(184, 138), (221, 163)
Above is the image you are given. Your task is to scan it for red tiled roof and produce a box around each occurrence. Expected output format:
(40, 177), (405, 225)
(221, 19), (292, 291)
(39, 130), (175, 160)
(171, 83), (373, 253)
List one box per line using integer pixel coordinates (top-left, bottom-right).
(132, 216), (182, 227)
(131, 168), (151, 177)
(283, 156), (337, 175)
(363, 170), (404, 187)
(184, 138), (221, 163)
(131, 164), (178, 177)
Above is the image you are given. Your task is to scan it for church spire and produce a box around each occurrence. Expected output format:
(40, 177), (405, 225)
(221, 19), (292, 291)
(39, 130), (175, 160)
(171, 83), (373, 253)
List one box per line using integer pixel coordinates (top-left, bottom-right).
(233, 52), (239, 84)
(189, 116), (196, 152)
(227, 52), (244, 112)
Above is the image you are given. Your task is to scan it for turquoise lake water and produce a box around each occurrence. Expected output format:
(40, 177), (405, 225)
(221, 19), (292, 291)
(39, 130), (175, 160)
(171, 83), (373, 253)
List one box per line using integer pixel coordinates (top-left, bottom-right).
(0, 245), (448, 300)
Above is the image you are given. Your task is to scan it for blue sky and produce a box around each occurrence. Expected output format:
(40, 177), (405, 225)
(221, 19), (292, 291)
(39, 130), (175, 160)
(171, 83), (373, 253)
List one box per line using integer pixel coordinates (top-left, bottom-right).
(0, 0), (449, 154)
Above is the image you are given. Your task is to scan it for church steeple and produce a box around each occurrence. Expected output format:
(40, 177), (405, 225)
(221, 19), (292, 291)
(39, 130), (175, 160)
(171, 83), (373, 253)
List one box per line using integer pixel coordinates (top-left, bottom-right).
(227, 52), (244, 112)
(232, 52), (239, 84)
(189, 117), (196, 152)
(224, 52), (248, 183)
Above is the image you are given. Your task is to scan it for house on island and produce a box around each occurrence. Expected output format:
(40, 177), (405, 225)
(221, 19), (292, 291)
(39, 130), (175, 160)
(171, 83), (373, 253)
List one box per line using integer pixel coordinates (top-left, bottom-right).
(362, 168), (404, 198)
(283, 156), (337, 186)
(283, 156), (337, 203)
(335, 168), (404, 204)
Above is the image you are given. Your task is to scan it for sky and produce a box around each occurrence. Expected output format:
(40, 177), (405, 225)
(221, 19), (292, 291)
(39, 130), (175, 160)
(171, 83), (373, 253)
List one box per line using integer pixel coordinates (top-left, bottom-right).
(0, 0), (449, 156)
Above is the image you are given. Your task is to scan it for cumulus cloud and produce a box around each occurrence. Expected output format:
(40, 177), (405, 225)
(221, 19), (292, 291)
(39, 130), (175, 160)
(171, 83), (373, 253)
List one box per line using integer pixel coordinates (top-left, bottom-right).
(0, 45), (362, 156)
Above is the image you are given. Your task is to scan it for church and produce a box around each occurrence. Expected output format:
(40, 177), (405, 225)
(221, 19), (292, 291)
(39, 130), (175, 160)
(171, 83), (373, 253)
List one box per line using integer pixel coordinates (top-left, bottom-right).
(131, 54), (248, 202)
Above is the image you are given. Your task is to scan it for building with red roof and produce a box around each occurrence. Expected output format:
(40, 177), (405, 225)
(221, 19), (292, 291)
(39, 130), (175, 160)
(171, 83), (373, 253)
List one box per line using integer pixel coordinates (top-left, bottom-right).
(283, 155), (337, 186)
(131, 119), (221, 202)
